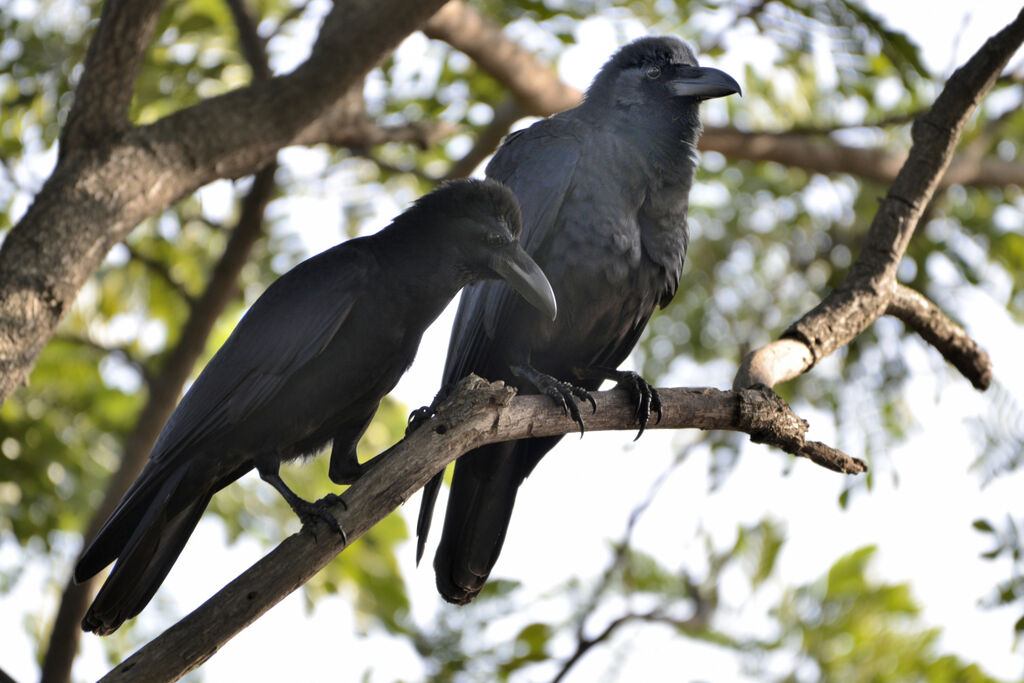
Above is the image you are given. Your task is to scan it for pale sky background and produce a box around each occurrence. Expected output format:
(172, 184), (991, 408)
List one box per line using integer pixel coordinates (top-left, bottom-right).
(2, 2), (1023, 682)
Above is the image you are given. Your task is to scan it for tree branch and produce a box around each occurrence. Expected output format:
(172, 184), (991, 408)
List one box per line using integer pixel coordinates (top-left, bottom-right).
(59, 0), (166, 154)
(423, 1), (1024, 189)
(885, 284), (991, 390)
(699, 125), (1024, 189)
(423, 1), (582, 115)
(291, 86), (458, 151)
(556, 449), (700, 683)
(0, 665), (18, 683)
(734, 9), (1022, 391)
(124, 245), (196, 309)
(0, 0), (448, 406)
(445, 97), (525, 179)
(551, 608), (708, 683)
(225, 0), (271, 82)
(97, 376), (861, 683)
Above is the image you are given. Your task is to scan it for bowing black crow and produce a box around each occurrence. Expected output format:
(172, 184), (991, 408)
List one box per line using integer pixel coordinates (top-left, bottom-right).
(75, 179), (555, 633)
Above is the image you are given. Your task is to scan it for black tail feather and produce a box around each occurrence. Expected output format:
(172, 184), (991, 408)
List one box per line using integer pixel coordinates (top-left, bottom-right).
(432, 441), (526, 605)
(76, 463), (211, 634)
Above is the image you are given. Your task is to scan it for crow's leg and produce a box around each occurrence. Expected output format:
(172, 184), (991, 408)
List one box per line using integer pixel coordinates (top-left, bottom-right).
(573, 366), (662, 439)
(257, 463), (347, 543)
(510, 364), (596, 436)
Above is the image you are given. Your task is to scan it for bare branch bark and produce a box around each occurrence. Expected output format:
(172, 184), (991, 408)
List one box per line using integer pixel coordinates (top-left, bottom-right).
(735, 9), (1022, 391)
(886, 284), (991, 390)
(0, 0), (448, 406)
(59, 0), (166, 153)
(733, 339), (814, 390)
(96, 376), (862, 683)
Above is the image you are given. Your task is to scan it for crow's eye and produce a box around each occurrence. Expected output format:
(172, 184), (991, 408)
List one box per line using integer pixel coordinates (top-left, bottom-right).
(645, 65), (661, 80)
(486, 233), (506, 247)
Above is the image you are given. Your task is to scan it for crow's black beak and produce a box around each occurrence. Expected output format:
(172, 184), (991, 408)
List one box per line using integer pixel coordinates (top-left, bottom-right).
(491, 245), (557, 320)
(667, 66), (742, 100)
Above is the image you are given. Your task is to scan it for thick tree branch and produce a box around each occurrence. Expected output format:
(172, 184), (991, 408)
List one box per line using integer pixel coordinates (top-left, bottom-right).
(0, 0), (449, 406)
(97, 376), (861, 683)
(735, 10), (1022, 391)
(59, 0), (166, 153)
(423, 1), (582, 115)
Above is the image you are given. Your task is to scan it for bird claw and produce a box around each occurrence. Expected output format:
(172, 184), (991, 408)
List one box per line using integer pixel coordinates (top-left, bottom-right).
(510, 364), (595, 437)
(297, 494), (348, 545)
(406, 405), (434, 436)
(540, 379), (593, 437)
(614, 371), (661, 440)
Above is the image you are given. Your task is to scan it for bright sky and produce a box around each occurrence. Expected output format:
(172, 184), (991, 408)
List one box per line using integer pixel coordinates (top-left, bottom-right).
(2, 3), (1023, 682)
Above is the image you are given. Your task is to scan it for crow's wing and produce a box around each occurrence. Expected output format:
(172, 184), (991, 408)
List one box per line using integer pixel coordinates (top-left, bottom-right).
(442, 116), (583, 386)
(150, 244), (371, 464)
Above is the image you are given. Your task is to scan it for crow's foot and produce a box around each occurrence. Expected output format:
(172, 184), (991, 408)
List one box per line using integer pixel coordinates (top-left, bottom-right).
(259, 467), (348, 543)
(406, 384), (451, 436)
(511, 364), (596, 436)
(573, 367), (661, 440)
(292, 494), (348, 544)
(406, 405), (434, 436)
(612, 370), (662, 440)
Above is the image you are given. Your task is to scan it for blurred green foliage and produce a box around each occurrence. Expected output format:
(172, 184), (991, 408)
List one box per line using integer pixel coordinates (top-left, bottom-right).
(1, 0), (1022, 680)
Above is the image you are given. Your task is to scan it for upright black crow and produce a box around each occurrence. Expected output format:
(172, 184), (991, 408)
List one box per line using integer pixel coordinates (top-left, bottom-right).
(75, 179), (556, 634)
(418, 37), (741, 604)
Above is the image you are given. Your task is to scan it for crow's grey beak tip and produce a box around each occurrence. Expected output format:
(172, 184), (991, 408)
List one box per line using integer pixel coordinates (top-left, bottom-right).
(491, 247), (557, 321)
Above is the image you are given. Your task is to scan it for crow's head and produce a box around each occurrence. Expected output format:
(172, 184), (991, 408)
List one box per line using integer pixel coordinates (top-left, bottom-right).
(411, 179), (557, 320)
(587, 36), (741, 110)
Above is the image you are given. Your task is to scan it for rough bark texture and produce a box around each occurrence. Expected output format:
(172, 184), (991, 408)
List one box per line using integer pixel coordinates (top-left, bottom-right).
(0, 0), (449, 405)
(886, 284), (992, 390)
(97, 376), (862, 683)
(58, 0), (166, 152)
